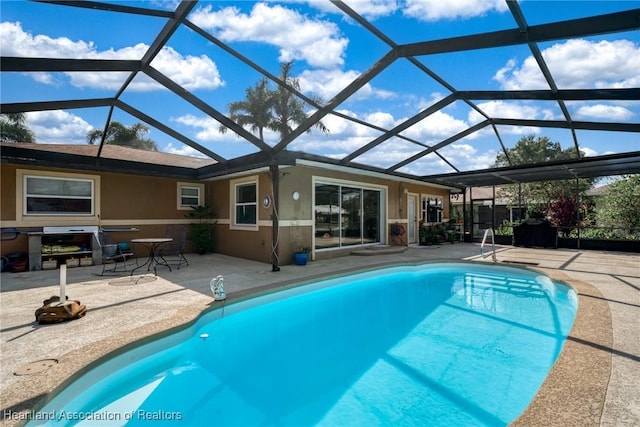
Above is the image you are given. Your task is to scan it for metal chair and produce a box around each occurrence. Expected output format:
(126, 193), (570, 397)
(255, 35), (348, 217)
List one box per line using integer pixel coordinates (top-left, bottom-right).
(158, 224), (189, 270)
(96, 231), (135, 275)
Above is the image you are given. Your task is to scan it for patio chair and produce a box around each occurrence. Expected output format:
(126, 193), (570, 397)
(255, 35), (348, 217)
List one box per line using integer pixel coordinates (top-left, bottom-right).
(96, 231), (135, 275)
(158, 224), (189, 269)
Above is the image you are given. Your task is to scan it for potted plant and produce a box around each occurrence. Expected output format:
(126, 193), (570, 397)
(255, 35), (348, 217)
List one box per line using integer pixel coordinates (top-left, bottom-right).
(185, 205), (215, 254)
(419, 223), (427, 245)
(294, 246), (311, 266)
(494, 219), (514, 245)
(291, 222), (311, 265)
(419, 223), (439, 245)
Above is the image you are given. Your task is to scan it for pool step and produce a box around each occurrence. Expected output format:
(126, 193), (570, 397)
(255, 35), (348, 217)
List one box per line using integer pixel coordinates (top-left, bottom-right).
(351, 245), (408, 256)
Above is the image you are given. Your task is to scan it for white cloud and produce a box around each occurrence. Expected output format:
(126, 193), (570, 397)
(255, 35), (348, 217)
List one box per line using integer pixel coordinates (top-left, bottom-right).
(164, 143), (207, 157)
(340, 0), (400, 19)
(469, 100), (542, 122)
(575, 104), (634, 121)
(493, 58), (548, 90)
(349, 138), (425, 168)
(31, 73), (57, 86)
(173, 114), (229, 143)
(401, 110), (468, 140)
(494, 39), (640, 90)
(0, 21), (94, 57)
(148, 0), (180, 10)
(0, 22), (223, 92)
(438, 143), (496, 170)
(152, 47), (224, 91)
(173, 114), (281, 146)
(190, 3), (348, 69)
(396, 153), (452, 175)
(305, 0), (400, 19)
(316, 111), (374, 137)
(396, 142), (499, 175)
(25, 110), (93, 144)
(298, 68), (394, 101)
(362, 111), (397, 129)
(415, 92), (448, 110)
(290, 110), (382, 153)
(468, 101), (543, 135)
(404, 0), (508, 21)
(292, 134), (375, 154)
(291, 107), (472, 164)
(579, 146), (600, 157)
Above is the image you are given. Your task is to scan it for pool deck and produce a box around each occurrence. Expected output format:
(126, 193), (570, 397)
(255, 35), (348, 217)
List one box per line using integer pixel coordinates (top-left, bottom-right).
(1, 243), (638, 426)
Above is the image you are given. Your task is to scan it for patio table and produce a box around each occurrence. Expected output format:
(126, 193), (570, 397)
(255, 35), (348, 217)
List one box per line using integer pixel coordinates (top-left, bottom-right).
(130, 238), (173, 276)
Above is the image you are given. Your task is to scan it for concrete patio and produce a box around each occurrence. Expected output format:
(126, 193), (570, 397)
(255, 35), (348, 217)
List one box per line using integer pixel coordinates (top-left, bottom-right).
(1, 243), (638, 426)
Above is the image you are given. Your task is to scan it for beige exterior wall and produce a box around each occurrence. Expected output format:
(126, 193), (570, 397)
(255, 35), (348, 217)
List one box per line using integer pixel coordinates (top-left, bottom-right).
(0, 164), (207, 258)
(2, 162), (453, 266)
(208, 163), (452, 265)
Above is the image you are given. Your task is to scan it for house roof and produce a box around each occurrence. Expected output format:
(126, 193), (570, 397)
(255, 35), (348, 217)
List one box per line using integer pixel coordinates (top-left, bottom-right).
(1, 142), (216, 179)
(1, 1), (639, 188)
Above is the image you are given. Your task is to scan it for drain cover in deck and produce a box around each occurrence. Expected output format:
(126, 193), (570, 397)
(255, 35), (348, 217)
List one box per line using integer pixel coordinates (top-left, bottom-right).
(14, 359), (58, 376)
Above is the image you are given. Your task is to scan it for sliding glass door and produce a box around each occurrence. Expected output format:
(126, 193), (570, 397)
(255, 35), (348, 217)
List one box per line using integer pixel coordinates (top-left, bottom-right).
(314, 182), (382, 250)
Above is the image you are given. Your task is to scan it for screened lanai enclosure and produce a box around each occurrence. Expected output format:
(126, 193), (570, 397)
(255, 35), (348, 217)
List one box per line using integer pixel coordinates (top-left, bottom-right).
(1, 0), (639, 254)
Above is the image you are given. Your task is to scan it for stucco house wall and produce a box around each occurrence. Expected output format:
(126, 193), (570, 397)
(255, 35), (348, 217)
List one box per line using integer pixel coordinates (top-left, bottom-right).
(208, 163), (452, 264)
(0, 163), (207, 265)
(2, 159), (453, 268)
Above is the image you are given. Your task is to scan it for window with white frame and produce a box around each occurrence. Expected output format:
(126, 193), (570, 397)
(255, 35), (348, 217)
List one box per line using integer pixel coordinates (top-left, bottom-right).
(422, 195), (443, 223)
(232, 178), (257, 227)
(177, 182), (203, 209)
(24, 174), (94, 215)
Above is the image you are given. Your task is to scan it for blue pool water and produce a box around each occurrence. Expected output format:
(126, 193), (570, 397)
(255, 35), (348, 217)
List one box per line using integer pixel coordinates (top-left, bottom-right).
(30, 262), (577, 427)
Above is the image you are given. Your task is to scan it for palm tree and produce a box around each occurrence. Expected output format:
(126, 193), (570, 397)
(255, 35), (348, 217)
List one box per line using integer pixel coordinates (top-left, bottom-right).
(221, 62), (328, 142)
(0, 113), (35, 143)
(87, 121), (158, 151)
(270, 61), (328, 137)
(219, 77), (274, 143)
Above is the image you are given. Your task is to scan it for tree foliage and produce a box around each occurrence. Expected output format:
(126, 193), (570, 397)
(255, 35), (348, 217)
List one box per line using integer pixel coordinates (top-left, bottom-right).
(589, 175), (640, 239)
(270, 61), (328, 137)
(220, 61), (328, 142)
(494, 135), (592, 218)
(0, 113), (35, 143)
(547, 194), (579, 236)
(494, 134), (577, 167)
(87, 121), (158, 151)
(220, 77), (273, 142)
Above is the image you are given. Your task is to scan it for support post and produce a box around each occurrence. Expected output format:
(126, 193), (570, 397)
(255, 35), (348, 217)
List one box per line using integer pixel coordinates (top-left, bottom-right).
(270, 164), (280, 272)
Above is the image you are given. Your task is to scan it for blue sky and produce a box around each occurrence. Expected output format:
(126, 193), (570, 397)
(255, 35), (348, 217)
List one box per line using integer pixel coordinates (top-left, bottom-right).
(1, 0), (638, 176)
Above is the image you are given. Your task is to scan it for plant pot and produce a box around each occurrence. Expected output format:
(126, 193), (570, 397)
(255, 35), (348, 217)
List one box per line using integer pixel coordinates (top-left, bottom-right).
(294, 252), (308, 266)
(494, 235), (513, 245)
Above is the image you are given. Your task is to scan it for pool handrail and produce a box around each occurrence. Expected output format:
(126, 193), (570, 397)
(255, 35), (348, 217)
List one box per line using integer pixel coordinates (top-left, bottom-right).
(481, 228), (498, 263)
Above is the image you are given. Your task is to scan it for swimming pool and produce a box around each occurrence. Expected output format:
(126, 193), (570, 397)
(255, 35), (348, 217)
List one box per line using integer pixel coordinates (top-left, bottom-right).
(29, 262), (577, 426)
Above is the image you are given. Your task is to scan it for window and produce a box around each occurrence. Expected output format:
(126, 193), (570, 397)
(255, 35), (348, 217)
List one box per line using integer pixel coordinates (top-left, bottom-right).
(232, 178), (257, 228)
(24, 175), (94, 215)
(177, 182), (203, 209)
(422, 196), (443, 223)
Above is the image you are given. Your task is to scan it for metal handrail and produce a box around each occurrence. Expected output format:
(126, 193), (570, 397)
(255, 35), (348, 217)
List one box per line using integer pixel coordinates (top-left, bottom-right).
(481, 228), (497, 263)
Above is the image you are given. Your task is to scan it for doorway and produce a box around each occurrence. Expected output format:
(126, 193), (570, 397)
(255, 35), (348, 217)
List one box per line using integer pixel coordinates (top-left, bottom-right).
(407, 194), (418, 244)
